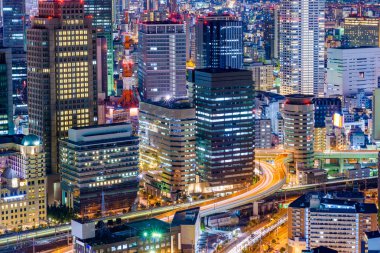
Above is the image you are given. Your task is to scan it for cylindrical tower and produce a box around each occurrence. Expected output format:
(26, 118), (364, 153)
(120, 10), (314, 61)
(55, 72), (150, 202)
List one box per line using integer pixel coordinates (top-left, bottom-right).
(283, 94), (315, 173)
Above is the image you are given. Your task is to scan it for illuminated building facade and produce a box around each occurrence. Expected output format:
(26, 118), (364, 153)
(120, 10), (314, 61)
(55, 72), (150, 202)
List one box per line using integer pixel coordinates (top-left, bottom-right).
(0, 48), (13, 136)
(138, 21), (186, 102)
(288, 192), (378, 253)
(84, 0), (114, 95)
(60, 123), (139, 216)
(283, 95), (314, 174)
(344, 17), (380, 48)
(195, 69), (254, 193)
(279, 0), (325, 97)
(326, 47), (380, 97)
(195, 15), (243, 69)
(3, 0), (28, 115)
(27, 0), (97, 203)
(314, 128), (326, 152)
(254, 119), (272, 149)
(2, 0), (25, 48)
(139, 100), (196, 197)
(0, 134), (46, 232)
(313, 98), (342, 128)
(250, 63), (275, 92)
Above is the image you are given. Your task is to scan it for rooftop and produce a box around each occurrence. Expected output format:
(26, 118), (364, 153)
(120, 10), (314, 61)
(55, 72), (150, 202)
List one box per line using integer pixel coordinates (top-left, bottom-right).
(171, 207), (200, 227)
(71, 122), (128, 131)
(82, 218), (171, 246)
(285, 94), (314, 105)
(140, 20), (183, 25)
(289, 192), (377, 214)
(196, 68), (248, 74)
(142, 98), (192, 110)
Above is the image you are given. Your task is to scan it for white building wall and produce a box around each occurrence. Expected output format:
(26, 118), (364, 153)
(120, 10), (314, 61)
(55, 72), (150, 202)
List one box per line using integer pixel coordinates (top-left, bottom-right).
(327, 47), (380, 97)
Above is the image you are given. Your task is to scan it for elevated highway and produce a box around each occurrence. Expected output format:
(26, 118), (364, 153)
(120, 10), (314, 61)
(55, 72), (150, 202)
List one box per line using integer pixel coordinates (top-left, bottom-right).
(0, 160), (286, 246)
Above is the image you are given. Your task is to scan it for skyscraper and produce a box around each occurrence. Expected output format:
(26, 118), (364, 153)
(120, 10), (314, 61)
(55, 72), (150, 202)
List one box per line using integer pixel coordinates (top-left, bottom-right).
(2, 0), (25, 48)
(195, 15), (243, 69)
(3, 0), (28, 117)
(139, 100), (196, 197)
(84, 0), (114, 96)
(279, 0), (325, 97)
(283, 95), (314, 176)
(138, 21), (186, 101)
(27, 0), (97, 203)
(195, 69), (254, 193)
(0, 48), (13, 135)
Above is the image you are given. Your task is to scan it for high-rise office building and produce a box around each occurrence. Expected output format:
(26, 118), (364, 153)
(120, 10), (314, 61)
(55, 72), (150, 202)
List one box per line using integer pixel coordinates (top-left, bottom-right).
(313, 98), (342, 128)
(84, 0), (114, 95)
(60, 123), (139, 216)
(195, 69), (254, 193)
(139, 100), (196, 197)
(0, 134), (46, 232)
(344, 17), (380, 48)
(326, 47), (380, 97)
(3, 1), (28, 117)
(0, 48), (13, 135)
(2, 0), (25, 48)
(27, 0), (97, 204)
(195, 15), (243, 69)
(283, 95), (315, 175)
(11, 48), (28, 106)
(288, 192), (378, 253)
(138, 21), (186, 101)
(279, 0), (325, 97)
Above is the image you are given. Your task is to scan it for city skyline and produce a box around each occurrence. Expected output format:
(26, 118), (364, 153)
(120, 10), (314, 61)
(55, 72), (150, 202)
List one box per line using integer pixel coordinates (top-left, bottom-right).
(0, 0), (380, 253)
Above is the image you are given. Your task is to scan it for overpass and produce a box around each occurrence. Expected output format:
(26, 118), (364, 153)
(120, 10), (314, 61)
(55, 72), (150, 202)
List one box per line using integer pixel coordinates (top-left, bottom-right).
(256, 149), (379, 172)
(256, 149), (378, 160)
(0, 161), (286, 246)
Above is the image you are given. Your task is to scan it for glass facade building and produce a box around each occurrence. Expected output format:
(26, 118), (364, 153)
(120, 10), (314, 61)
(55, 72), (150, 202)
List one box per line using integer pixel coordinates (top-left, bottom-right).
(195, 15), (243, 69)
(3, 0), (25, 48)
(195, 69), (254, 193)
(0, 48), (13, 135)
(84, 0), (114, 95)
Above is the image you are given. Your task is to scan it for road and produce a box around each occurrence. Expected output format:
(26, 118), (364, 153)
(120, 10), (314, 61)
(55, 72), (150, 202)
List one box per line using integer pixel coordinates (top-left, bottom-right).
(225, 216), (288, 253)
(0, 160), (286, 247)
(157, 160), (286, 221)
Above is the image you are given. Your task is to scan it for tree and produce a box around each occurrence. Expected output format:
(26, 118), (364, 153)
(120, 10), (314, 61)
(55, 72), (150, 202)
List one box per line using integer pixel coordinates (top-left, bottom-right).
(47, 204), (77, 224)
